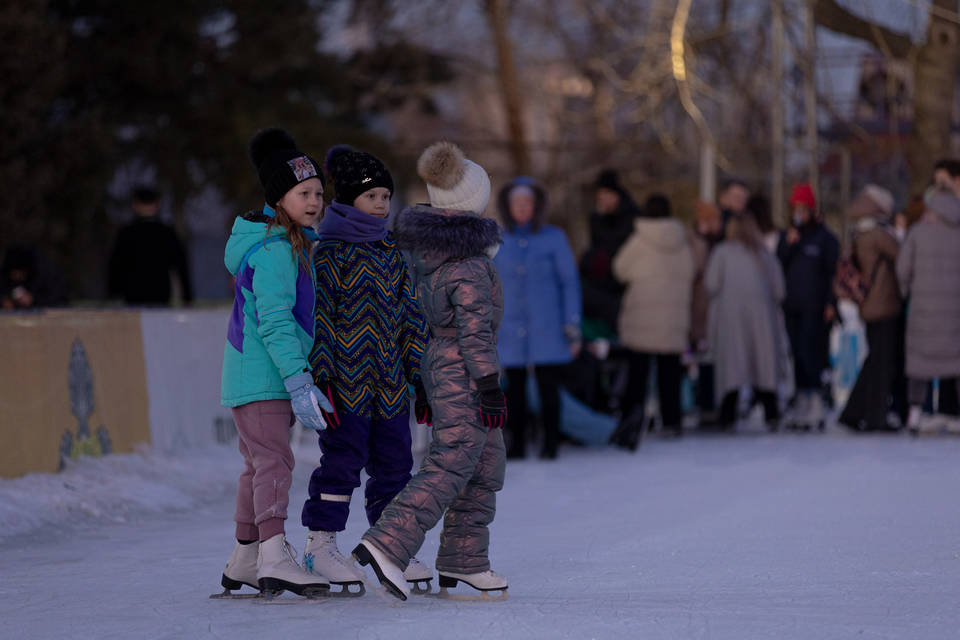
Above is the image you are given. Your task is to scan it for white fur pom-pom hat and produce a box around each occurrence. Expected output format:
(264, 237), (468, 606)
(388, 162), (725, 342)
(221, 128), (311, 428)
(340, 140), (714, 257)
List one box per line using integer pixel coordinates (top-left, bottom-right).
(417, 142), (491, 215)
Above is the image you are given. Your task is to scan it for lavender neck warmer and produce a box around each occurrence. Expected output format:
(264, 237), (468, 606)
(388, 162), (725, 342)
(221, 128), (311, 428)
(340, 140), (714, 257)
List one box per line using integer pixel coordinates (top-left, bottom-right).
(318, 201), (388, 243)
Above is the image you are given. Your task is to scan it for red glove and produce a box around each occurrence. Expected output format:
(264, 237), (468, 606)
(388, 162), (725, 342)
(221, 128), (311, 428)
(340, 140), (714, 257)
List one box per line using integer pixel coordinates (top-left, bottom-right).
(414, 380), (432, 426)
(318, 381), (340, 429)
(477, 374), (507, 429)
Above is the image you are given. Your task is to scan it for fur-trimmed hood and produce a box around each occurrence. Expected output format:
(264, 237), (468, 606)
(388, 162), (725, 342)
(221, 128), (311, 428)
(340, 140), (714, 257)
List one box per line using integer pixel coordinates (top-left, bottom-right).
(394, 204), (502, 272)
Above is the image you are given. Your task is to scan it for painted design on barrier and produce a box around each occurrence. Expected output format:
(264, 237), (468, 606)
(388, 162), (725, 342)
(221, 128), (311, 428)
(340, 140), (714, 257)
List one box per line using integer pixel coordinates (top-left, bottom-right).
(59, 338), (112, 470)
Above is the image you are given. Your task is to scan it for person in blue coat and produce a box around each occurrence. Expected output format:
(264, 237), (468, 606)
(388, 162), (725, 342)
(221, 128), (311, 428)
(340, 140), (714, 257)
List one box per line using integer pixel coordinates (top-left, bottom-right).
(494, 176), (582, 459)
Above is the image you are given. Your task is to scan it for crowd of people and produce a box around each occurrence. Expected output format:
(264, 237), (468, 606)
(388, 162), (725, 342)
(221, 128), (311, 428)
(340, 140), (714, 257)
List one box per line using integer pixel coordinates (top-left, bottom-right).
(560, 161), (960, 448)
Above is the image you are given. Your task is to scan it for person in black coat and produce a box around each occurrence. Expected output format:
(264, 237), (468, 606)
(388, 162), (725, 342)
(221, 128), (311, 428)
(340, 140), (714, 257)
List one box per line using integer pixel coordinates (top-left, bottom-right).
(579, 169), (639, 338)
(108, 186), (193, 306)
(777, 183), (838, 428)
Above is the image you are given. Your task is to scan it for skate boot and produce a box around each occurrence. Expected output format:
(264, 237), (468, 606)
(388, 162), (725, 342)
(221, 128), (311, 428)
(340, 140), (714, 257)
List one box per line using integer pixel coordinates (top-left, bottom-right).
(403, 557), (434, 594)
(907, 406), (922, 436)
(908, 406), (942, 436)
(210, 540), (260, 599)
(351, 540), (409, 601)
(945, 415), (960, 436)
(303, 530), (365, 597)
(257, 533), (329, 599)
(808, 392), (826, 432)
(434, 569), (508, 601)
(786, 393), (810, 431)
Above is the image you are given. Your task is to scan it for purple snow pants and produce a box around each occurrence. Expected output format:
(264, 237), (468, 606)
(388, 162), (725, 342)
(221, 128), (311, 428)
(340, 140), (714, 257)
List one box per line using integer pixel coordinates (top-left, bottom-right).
(301, 410), (413, 532)
(232, 399), (295, 542)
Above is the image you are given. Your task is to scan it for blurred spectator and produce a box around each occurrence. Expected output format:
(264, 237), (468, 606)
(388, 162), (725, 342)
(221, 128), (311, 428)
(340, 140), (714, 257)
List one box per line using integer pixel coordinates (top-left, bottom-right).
(689, 201), (723, 425)
(926, 161), (960, 416)
(748, 193), (782, 253)
(717, 179), (750, 232)
(896, 190), (960, 433)
(578, 169), (638, 340)
(777, 183), (838, 430)
(746, 194), (793, 413)
(0, 245), (69, 309)
(608, 194), (694, 446)
(494, 177), (582, 460)
(108, 186), (193, 306)
(902, 195), (926, 231)
(706, 212), (786, 431)
(836, 185), (904, 432)
(932, 158), (960, 198)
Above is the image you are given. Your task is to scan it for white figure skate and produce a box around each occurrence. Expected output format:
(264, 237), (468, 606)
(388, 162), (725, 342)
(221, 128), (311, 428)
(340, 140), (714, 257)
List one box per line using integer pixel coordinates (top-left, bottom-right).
(432, 570), (509, 601)
(257, 534), (329, 599)
(211, 540), (261, 599)
(303, 531), (366, 597)
(352, 540), (410, 601)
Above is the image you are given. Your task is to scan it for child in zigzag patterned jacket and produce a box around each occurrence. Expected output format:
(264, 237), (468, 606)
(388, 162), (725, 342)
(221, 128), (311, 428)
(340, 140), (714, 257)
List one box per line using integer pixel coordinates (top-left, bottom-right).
(299, 145), (432, 595)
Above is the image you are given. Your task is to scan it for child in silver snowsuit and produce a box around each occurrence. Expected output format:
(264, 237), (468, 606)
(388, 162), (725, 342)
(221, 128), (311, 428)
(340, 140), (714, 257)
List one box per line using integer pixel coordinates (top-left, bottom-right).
(352, 142), (509, 601)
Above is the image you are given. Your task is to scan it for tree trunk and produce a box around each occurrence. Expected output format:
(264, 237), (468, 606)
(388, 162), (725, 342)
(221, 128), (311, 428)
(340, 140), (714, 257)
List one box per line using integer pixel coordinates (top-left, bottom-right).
(484, 0), (531, 176)
(908, 2), (959, 195)
(815, 0), (959, 195)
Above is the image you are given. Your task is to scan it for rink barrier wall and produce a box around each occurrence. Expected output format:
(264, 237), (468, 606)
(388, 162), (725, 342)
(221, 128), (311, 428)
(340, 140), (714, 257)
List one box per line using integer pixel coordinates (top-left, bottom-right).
(0, 307), (435, 479)
(139, 309), (234, 454)
(0, 308), (234, 478)
(0, 310), (153, 478)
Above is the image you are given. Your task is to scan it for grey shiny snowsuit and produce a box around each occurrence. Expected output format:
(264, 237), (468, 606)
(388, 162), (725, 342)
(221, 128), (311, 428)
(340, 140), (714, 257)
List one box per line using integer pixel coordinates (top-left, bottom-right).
(363, 204), (506, 574)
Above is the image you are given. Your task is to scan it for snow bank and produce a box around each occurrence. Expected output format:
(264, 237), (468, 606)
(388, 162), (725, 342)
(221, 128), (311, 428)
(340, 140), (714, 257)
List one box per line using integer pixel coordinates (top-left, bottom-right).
(0, 444), (239, 545)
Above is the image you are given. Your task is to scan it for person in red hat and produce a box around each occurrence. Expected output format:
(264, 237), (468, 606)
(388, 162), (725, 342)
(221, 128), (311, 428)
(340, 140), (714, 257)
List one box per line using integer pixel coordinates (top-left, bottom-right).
(776, 182), (839, 430)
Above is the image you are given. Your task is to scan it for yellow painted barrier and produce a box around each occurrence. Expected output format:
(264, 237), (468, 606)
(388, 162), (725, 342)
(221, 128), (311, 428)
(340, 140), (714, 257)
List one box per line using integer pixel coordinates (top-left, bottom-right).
(0, 310), (151, 478)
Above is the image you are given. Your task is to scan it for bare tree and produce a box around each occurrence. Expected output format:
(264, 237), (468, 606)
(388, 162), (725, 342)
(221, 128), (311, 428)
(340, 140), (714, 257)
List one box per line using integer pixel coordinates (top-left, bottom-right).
(814, 0), (960, 193)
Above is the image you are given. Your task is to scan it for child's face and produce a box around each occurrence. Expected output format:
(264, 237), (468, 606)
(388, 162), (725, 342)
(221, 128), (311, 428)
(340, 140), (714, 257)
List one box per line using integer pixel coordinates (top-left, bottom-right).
(278, 177), (324, 227)
(353, 187), (391, 218)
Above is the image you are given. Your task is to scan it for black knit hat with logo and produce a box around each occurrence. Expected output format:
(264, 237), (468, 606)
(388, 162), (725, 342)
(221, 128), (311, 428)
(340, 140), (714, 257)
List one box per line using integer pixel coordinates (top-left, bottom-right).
(324, 145), (394, 206)
(248, 128), (324, 207)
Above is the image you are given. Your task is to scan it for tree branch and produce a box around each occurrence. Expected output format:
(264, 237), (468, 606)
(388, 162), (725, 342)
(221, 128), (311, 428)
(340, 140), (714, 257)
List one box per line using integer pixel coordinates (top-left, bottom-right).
(813, 0), (914, 59)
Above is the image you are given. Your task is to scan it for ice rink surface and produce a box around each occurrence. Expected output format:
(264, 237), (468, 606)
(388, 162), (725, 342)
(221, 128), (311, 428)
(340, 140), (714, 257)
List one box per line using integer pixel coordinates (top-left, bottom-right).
(2, 429), (959, 640)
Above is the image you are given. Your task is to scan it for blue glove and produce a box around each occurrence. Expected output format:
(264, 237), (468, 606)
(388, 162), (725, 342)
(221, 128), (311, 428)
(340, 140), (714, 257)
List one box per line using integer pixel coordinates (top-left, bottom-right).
(284, 372), (334, 432)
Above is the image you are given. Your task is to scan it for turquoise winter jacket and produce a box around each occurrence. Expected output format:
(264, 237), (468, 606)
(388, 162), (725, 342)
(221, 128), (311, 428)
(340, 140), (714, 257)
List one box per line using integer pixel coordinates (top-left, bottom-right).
(221, 208), (316, 407)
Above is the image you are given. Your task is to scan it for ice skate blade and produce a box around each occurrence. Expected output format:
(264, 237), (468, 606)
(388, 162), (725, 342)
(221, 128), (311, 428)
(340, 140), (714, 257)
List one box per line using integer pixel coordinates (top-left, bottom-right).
(209, 589), (262, 600)
(328, 581), (366, 598)
(257, 577), (330, 600)
(408, 579), (433, 595)
(427, 586), (508, 602)
(256, 590), (330, 604)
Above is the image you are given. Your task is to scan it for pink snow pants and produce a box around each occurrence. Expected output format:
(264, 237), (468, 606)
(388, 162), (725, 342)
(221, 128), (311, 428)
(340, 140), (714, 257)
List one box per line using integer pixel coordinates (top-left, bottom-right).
(232, 399), (295, 542)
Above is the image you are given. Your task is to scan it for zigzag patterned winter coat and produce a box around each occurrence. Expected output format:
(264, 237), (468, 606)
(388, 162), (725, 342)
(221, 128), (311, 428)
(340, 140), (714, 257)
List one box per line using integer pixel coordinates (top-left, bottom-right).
(363, 204), (506, 574)
(309, 233), (427, 420)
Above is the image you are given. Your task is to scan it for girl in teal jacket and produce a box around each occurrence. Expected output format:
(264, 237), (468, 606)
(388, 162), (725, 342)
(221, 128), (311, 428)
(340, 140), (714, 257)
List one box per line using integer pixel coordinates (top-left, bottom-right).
(216, 128), (332, 600)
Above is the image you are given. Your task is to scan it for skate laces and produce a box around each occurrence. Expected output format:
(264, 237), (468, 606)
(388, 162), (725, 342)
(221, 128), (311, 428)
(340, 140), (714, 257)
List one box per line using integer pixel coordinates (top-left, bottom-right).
(281, 538), (301, 566)
(308, 532), (346, 564)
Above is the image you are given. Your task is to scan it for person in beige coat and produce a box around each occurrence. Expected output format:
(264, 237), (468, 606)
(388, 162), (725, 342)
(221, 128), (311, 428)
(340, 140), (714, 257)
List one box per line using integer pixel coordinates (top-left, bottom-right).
(608, 194), (694, 446)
